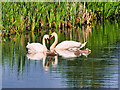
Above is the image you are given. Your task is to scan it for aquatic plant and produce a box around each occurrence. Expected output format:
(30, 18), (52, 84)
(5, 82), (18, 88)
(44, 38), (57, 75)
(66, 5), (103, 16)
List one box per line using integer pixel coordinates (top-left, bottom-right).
(86, 2), (120, 20)
(2, 2), (92, 36)
(1, 2), (119, 36)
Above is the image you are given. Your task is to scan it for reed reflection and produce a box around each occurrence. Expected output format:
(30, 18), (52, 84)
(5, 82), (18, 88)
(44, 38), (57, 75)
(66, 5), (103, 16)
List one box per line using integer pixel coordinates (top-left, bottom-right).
(2, 21), (119, 88)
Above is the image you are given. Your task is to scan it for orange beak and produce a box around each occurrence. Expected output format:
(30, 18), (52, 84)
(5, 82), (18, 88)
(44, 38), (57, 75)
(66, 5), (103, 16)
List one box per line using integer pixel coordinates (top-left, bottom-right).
(47, 39), (49, 44)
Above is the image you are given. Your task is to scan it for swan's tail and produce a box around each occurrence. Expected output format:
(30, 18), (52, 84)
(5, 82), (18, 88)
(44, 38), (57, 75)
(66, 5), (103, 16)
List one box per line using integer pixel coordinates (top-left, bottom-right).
(80, 42), (87, 49)
(26, 42), (30, 48)
(27, 42), (30, 45)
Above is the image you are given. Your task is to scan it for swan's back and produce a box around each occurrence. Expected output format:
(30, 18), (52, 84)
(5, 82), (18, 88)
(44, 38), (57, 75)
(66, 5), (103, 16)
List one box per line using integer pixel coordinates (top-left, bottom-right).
(26, 43), (46, 53)
(55, 41), (82, 50)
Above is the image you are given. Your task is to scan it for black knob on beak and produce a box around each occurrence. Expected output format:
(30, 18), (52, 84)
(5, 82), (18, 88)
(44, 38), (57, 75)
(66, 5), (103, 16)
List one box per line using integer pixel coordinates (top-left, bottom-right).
(50, 35), (53, 39)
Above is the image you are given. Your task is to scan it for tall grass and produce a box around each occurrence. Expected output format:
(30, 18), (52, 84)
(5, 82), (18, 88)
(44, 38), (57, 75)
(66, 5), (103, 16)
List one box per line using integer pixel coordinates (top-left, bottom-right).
(86, 2), (120, 20)
(2, 2), (120, 36)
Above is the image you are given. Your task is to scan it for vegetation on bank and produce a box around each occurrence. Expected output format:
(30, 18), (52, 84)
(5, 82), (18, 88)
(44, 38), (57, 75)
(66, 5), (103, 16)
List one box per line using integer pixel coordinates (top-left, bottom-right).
(1, 2), (120, 36)
(86, 2), (120, 20)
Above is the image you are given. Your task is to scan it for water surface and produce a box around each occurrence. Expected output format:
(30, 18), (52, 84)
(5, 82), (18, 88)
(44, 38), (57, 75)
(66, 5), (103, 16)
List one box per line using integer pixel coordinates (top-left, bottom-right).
(2, 21), (120, 88)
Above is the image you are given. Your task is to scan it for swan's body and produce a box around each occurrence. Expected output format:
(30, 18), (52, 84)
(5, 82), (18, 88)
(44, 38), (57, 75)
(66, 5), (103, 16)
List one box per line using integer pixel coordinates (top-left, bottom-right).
(55, 41), (87, 50)
(27, 43), (47, 53)
(50, 32), (87, 51)
(26, 35), (49, 53)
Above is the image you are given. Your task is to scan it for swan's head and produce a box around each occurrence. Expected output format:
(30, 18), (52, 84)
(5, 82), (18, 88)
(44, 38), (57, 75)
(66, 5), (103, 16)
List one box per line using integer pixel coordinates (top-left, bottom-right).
(50, 32), (57, 39)
(43, 34), (49, 44)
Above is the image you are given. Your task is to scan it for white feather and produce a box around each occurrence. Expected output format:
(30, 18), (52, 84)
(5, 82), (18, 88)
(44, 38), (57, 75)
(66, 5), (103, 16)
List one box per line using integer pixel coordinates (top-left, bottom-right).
(50, 32), (87, 51)
(55, 41), (82, 50)
(26, 43), (45, 53)
(26, 34), (49, 53)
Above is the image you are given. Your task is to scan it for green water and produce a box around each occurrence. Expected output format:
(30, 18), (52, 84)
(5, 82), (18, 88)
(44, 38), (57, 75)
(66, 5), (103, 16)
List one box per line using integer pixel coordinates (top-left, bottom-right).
(2, 21), (120, 88)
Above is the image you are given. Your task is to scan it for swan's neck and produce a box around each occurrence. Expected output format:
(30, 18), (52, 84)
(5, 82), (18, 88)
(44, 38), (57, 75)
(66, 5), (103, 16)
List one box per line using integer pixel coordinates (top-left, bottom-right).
(50, 34), (58, 51)
(43, 37), (47, 51)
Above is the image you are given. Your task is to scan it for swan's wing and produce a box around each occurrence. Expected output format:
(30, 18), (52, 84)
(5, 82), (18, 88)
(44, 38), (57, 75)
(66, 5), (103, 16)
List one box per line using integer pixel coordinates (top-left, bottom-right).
(26, 43), (44, 53)
(26, 43), (43, 49)
(55, 41), (82, 50)
(27, 52), (44, 60)
(56, 49), (77, 58)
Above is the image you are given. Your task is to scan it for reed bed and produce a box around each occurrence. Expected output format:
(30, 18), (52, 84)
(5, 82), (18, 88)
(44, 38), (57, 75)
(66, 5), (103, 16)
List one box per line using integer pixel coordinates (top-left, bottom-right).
(86, 2), (120, 20)
(1, 2), (91, 36)
(1, 2), (120, 36)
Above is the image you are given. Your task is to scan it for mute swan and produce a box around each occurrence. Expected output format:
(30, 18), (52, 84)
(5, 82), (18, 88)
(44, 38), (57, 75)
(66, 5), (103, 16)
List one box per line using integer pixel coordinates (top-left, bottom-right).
(50, 32), (87, 51)
(26, 34), (49, 53)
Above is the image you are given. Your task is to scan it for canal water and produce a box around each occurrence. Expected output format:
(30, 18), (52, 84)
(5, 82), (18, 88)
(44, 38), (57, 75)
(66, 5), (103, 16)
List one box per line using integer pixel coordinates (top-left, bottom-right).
(2, 21), (120, 88)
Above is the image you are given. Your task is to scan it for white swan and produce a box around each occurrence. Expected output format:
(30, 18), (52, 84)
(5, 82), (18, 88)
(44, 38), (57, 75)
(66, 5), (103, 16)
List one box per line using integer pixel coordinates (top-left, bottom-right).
(26, 34), (49, 53)
(50, 32), (87, 51)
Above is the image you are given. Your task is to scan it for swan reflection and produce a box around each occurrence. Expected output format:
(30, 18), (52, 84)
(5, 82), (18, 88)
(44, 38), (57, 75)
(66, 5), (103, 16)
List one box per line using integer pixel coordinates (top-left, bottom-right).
(56, 48), (91, 59)
(56, 49), (80, 58)
(27, 53), (58, 71)
(27, 52), (44, 60)
(26, 48), (91, 70)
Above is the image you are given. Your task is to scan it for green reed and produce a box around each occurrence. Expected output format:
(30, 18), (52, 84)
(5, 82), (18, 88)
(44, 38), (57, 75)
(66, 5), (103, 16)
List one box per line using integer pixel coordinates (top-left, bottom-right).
(2, 2), (120, 36)
(86, 2), (120, 20)
(1, 2), (81, 35)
